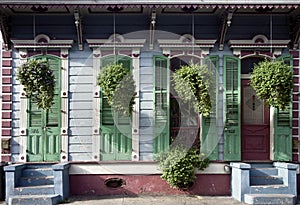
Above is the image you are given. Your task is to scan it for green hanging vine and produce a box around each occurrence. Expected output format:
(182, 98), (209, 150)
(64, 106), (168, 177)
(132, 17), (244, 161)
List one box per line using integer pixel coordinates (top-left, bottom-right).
(172, 63), (215, 117)
(97, 63), (136, 116)
(250, 59), (293, 110)
(17, 59), (55, 110)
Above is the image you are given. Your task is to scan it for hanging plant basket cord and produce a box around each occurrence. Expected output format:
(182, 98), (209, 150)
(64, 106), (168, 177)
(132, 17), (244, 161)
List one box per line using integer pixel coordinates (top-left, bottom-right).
(250, 59), (293, 111)
(17, 59), (55, 110)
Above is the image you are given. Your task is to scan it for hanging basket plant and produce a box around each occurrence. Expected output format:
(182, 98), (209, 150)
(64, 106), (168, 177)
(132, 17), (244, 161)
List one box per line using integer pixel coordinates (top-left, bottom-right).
(172, 63), (215, 117)
(97, 63), (136, 116)
(17, 59), (55, 110)
(250, 59), (293, 110)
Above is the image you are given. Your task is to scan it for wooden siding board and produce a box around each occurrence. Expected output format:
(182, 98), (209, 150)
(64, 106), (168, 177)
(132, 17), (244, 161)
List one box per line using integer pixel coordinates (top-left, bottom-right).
(69, 127), (93, 136)
(69, 136), (93, 144)
(70, 102), (93, 110)
(69, 93), (93, 101)
(68, 153), (92, 161)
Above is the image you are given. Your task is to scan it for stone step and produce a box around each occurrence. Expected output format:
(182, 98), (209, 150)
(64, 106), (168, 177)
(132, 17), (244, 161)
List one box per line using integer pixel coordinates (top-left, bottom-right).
(21, 168), (53, 178)
(14, 185), (55, 195)
(8, 194), (60, 205)
(250, 163), (274, 169)
(19, 175), (54, 187)
(250, 185), (290, 194)
(244, 194), (296, 205)
(250, 175), (283, 186)
(250, 168), (278, 177)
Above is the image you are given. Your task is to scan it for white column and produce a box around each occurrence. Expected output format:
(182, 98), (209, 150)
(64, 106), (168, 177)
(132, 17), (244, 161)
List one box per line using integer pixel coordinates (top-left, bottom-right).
(270, 106), (275, 161)
(92, 48), (101, 161)
(132, 49), (140, 161)
(60, 48), (69, 162)
(19, 49), (28, 162)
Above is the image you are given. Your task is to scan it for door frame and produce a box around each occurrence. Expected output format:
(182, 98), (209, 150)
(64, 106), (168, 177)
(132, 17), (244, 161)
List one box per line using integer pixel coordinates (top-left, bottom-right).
(241, 77), (270, 161)
(15, 34), (72, 163)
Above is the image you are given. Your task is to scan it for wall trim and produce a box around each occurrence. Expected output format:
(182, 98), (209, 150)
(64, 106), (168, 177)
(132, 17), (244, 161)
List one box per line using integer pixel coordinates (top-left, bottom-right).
(69, 162), (229, 175)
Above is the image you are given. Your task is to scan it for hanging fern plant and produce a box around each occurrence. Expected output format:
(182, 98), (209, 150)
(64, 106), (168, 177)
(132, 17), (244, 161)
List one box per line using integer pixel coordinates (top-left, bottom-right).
(17, 59), (55, 110)
(172, 63), (215, 117)
(250, 59), (293, 110)
(97, 63), (136, 116)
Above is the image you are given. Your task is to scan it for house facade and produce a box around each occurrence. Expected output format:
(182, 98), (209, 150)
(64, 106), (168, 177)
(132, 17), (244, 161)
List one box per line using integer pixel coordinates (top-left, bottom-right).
(0, 0), (299, 198)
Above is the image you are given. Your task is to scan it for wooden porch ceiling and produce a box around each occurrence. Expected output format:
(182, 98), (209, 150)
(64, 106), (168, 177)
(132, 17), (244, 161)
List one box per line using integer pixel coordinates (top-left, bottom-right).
(0, 3), (300, 50)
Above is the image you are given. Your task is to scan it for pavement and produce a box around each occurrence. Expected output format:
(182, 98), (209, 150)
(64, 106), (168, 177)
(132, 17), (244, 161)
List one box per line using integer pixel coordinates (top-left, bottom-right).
(65, 195), (247, 205)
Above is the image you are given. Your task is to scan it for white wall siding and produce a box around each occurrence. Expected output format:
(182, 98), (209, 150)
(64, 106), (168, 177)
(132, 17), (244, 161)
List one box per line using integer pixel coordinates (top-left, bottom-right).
(68, 47), (94, 161)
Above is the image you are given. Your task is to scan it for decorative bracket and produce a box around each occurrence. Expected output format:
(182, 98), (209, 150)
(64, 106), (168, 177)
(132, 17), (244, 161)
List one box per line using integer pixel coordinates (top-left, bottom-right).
(149, 9), (156, 50)
(219, 9), (234, 51)
(290, 15), (300, 50)
(74, 9), (83, 51)
(0, 13), (11, 50)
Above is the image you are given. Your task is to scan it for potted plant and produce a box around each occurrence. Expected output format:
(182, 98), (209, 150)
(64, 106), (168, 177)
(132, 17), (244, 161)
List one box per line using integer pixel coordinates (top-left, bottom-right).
(250, 59), (293, 110)
(97, 63), (136, 116)
(17, 59), (55, 110)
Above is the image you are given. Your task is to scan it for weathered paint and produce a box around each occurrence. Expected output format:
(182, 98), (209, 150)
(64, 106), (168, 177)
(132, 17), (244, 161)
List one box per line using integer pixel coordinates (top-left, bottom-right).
(69, 174), (231, 196)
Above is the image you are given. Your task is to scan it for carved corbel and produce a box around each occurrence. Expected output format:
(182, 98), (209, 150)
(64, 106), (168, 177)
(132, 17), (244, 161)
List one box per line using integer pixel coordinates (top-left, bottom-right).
(219, 9), (234, 51)
(290, 15), (300, 50)
(74, 9), (83, 51)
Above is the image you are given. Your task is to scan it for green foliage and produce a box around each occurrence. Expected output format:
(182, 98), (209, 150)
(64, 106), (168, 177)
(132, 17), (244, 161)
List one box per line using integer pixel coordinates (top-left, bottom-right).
(97, 63), (136, 116)
(250, 59), (293, 110)
(156, 146), (209, 189)
(17, 59), (55, 110)
(172, 64), (215, 117)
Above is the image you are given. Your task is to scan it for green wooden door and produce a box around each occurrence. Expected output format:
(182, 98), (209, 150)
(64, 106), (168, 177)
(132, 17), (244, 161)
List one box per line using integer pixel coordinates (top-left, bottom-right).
(100, 55), (132, 160)
(27, 56), (61, 162)
(201, 56), (218, 160)
(274, 55), (293, 161)
(223, 56), (241, 161)
(153, 56), (170, 154)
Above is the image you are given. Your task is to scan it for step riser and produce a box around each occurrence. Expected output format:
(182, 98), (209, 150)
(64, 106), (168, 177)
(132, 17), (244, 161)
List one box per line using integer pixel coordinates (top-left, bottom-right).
(250, 163), (274, 168)
(14, 187), (55, 195)
(19, 177), (54, 187)
(9, 195), (60, 205)
(250, 169), (278, 177)
(250, 177), (283, 186)
(250, 186), (290, 194)
(21, 169), (53, 178)
(244, 194), (296, 205)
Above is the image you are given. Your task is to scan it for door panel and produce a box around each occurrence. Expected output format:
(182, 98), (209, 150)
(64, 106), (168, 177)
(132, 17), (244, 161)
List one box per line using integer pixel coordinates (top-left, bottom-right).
(100, 56), (132, 160)
(273, 55), (292, 161)
(202, 56), (218, 160)
(223, 56), (241, 161)
(27, 56), (61, 162)
(241, 80), (270, 160)
(154, 56), (169, 154)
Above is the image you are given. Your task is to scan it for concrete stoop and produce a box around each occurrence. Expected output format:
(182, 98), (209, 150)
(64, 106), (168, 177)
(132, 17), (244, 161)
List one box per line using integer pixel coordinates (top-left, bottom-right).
(9, 194), (61, 205)
(4, 163), (70, 205)
(231, 162), (298, 205)
(244, 194), (297, 205)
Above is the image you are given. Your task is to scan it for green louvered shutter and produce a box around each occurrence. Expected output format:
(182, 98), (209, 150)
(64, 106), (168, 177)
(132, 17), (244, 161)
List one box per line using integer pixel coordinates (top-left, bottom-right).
(27, 100), (44, 162)
(201, 56), (218, 160)
(274, 55), (293, 161)
(100, 55), (132, 160)
(223, 56), (241, 161)
(44, 57), (61, 161)
(153, 56), (170, 154)
(27, 56), (61, 162)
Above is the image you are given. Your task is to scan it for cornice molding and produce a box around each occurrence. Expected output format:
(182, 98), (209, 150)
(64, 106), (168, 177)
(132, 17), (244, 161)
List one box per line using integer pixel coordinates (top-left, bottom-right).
(11, 34), (74, 49)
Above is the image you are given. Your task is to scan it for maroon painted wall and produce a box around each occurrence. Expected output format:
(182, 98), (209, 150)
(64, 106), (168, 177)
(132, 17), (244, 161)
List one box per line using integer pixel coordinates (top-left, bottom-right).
(69, 174), (231, 196)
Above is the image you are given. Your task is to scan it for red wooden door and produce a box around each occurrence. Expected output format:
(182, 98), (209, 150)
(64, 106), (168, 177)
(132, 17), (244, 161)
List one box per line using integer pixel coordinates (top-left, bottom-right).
(241, 80), (270, 160)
